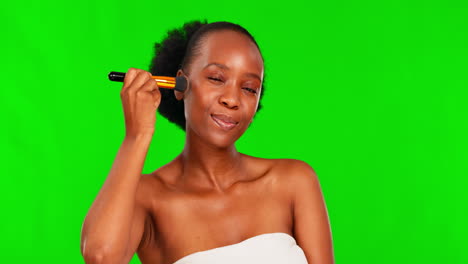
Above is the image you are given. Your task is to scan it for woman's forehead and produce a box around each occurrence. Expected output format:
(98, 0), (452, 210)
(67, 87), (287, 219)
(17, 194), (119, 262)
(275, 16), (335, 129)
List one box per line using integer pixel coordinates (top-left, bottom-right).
(194, 30), (264, 74)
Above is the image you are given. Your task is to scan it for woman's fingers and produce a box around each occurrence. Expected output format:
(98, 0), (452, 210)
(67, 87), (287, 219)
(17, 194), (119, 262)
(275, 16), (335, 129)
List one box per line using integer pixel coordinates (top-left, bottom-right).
(119, 68), (161, 138)
(127, 71), (152, 94)
(121, 68), (138, 94)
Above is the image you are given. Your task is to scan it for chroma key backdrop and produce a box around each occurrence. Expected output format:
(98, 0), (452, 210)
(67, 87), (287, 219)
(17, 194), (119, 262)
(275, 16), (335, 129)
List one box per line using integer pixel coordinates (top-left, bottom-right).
(1, 0), (467, 263)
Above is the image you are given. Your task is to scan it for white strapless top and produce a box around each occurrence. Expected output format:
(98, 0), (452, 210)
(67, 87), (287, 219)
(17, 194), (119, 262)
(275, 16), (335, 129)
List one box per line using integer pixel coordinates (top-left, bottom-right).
(172, 232), (309, 264)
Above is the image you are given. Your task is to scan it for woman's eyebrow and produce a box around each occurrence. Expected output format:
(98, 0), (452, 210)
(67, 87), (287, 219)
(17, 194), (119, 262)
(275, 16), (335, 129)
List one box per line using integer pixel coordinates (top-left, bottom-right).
(204, 63), (229, 70)
(204, 63), (261, 81)
(244, 72), (262, 82)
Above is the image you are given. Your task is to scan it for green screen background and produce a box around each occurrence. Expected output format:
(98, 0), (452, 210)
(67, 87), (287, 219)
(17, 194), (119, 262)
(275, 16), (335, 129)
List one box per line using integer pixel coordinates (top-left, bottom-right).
(1, 0), (467, 263)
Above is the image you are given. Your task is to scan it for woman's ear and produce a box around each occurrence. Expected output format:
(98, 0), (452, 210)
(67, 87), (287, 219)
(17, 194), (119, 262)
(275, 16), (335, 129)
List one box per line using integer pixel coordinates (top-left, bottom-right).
(175, 69), (186, 101)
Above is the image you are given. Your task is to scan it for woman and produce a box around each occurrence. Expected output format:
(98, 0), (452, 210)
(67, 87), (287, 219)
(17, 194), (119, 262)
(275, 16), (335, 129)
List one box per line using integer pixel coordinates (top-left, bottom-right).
(81, 20), (334, 264)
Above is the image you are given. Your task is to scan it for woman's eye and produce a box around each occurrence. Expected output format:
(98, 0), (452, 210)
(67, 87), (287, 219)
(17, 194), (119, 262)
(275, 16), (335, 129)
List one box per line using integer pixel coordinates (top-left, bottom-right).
(208, 77), (223, 82)
(243, 87), (257, 94)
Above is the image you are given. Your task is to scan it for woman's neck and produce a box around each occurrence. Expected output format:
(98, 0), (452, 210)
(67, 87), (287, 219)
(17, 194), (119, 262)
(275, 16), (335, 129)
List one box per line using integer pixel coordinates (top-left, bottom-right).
(178, 132), (246, 192)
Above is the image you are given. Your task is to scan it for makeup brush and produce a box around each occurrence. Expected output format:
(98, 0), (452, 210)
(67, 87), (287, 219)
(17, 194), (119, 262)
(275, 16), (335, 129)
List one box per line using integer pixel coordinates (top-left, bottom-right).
(108, 71), (187, 92)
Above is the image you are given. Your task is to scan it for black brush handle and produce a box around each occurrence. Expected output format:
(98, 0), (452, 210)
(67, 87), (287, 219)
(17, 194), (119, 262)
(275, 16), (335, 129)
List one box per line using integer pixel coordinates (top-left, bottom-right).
(108, 71), (126, 82)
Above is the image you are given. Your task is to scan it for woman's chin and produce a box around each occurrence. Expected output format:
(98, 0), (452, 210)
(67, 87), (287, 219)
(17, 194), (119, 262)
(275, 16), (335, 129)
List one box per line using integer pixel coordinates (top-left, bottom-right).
(210, 123), (248, 148)
(199, 131), (238, 149)
(187, 126), (244, 149)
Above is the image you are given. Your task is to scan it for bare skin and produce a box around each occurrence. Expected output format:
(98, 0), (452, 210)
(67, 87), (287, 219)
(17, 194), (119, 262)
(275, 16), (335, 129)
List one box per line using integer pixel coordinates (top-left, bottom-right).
(81, 30), (334, 264)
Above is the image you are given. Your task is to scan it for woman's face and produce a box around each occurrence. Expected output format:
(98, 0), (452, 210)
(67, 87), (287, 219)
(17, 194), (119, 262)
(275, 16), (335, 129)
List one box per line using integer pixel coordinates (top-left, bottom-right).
(179, 30), (264, 148)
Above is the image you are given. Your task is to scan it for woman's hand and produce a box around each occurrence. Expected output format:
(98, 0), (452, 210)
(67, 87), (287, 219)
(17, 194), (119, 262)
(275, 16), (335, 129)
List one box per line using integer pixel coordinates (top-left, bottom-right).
(120, 68), (161, 138)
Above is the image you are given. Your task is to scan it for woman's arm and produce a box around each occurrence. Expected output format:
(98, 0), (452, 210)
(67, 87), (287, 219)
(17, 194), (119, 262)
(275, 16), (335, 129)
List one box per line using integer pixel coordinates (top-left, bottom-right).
(291, 160), (335, 264)
(80, 134), (152, 264)
(81, 68), (162, 263)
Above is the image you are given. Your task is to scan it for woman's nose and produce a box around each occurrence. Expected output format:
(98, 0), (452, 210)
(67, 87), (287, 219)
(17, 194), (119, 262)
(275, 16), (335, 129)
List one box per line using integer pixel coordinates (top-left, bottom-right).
(219, 83), (240, 110)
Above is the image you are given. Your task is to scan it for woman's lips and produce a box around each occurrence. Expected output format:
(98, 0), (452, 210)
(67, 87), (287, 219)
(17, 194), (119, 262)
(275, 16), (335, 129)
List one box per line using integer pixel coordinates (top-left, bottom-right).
(211, 114), (238, 130)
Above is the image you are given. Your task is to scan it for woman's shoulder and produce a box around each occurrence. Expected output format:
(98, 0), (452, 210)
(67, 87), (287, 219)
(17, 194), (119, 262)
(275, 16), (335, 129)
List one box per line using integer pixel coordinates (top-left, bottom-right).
(140, 157), (183, 187)
(134, 162), (180, 208)
(243, 154), (315, 174)
(242, 154), (318, 186)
